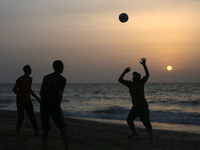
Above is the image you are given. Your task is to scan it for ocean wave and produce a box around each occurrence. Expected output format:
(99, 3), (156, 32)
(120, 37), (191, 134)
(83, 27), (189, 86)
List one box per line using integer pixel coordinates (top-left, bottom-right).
(149, 98), (200, 106)
(65, 106), (200, 126)
(0, 98), (15, 104)
(93, 106), (129, 115)
(150, 111), (200, 125)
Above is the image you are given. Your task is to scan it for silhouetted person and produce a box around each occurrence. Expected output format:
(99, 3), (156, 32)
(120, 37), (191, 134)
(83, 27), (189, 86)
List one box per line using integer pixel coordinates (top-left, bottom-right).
(118, 58), (153, 141)
(13, 65), (40, 136)
(40, 60), (68, 150)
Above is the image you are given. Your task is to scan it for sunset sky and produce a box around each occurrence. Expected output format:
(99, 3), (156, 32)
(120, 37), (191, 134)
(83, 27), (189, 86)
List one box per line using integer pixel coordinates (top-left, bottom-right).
(0, 0), (200, 83)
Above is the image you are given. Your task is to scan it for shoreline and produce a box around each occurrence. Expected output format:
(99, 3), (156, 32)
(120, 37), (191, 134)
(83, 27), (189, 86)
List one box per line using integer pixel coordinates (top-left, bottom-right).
(2, 108), (200, 134)
(70, 116), (200, 134)
(0, 110), (199, 150)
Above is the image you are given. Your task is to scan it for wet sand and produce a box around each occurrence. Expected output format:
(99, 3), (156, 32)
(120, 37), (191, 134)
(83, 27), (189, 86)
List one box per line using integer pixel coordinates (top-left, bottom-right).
(0, 111), (199, 150)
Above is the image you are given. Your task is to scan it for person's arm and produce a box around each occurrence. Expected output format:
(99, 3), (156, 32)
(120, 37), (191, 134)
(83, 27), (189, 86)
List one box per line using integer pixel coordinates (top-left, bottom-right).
(140, 58), (149, 82)
(13, 83), (28, 101)
(13, 84), (18, 95)
(57, 78), (66, 106)
(40, 77), (45, 97)
(118, 67), (131, 84)
(13, 83), (23, 98)
(57, 90), (63, 106)
(31, 90), (41, 103)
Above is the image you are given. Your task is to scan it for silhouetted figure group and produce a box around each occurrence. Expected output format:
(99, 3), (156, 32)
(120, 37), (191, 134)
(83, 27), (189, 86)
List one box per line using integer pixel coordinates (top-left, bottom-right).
(13, 58), (153, 150)
(13, 60), (68, 150)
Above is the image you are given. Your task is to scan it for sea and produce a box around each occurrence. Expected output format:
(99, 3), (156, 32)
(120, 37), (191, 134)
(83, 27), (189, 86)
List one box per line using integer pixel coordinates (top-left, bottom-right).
(0, 83), (200, 134)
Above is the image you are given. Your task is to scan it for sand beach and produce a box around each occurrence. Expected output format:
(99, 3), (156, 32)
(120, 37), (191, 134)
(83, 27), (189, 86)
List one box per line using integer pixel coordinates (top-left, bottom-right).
(0, 110), (199, 150)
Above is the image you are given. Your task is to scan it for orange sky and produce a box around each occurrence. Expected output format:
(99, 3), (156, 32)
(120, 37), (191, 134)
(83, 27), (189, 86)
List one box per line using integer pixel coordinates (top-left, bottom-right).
(0, 0), (200, 83)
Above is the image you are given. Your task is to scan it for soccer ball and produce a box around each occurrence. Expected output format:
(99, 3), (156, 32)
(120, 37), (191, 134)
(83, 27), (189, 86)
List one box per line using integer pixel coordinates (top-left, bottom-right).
(119, 13), (129, 23)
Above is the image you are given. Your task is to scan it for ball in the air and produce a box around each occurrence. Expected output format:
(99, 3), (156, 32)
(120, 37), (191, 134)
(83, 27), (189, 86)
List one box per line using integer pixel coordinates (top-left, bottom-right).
(119, 13), (129, 23)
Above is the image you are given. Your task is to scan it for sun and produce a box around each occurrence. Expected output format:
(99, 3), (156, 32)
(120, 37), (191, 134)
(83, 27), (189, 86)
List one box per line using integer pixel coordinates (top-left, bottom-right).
(167, 65), (172, 71)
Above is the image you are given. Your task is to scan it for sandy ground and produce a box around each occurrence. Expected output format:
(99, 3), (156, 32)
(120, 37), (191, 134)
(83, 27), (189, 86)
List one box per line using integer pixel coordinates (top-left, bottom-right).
(0, 110), (199, 150)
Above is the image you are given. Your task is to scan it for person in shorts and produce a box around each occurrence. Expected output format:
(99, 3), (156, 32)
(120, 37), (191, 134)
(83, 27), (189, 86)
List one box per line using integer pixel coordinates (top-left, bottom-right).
(118, 58), (153, 141)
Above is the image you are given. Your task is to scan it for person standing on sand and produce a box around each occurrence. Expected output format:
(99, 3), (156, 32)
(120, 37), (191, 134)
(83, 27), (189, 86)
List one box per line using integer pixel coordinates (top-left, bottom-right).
(13, 65), (40, 136)
(118, 58), (153, 141)
(40, 60), (68, 150)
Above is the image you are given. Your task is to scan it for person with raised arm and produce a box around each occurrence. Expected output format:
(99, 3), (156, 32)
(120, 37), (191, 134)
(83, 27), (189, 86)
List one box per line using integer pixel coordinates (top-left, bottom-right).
(118, 58), (153, 141)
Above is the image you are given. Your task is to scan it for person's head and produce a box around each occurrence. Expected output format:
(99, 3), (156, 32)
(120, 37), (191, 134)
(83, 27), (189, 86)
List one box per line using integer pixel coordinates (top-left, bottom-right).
(53, 60), (64, 74)
(132, 72), (141, 82)
(23, 65), (32, 75)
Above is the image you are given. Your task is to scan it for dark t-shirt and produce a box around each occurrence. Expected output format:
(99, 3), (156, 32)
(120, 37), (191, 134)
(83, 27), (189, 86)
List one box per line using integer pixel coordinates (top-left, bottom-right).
(40, 73), (66, 105)
(15, 75), (32, 100)
(123, 78), (148, 107)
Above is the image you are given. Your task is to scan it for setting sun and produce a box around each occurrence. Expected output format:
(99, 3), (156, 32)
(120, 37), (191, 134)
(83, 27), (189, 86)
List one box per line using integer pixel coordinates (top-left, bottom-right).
(167, 66), (172, 71)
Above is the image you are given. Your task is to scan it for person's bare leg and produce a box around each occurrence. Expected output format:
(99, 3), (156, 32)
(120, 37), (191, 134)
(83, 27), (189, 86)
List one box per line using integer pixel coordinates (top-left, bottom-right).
(34, 127), (40, 136)
(147, 128), (153, 142)
(62, 134), (69, 150)
(128, 128), (138, 138)
(42, 136), (48, 150)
